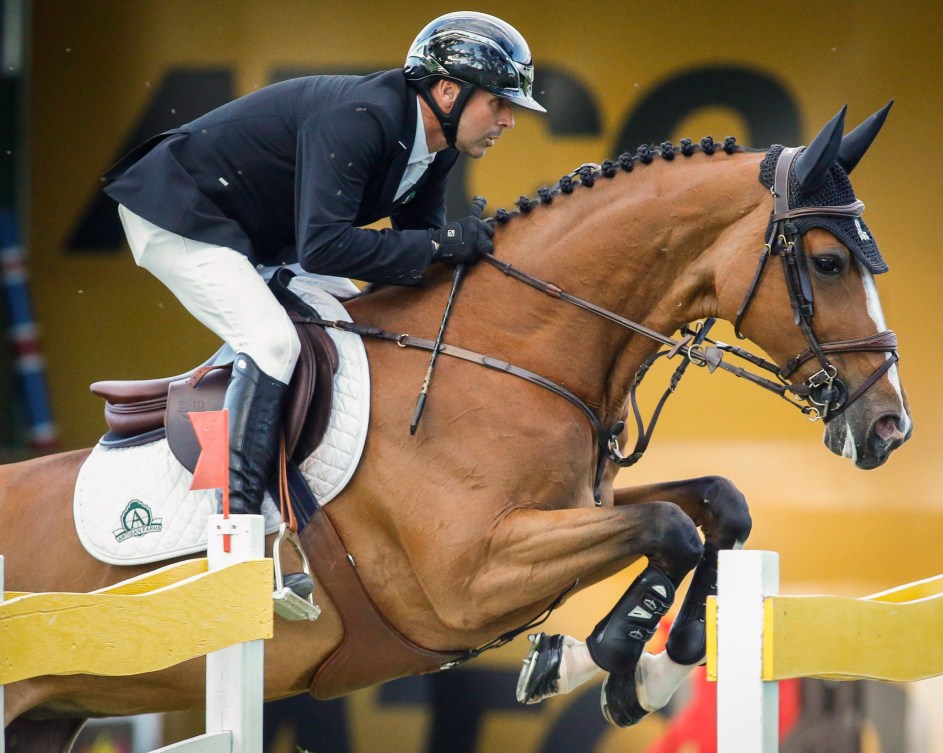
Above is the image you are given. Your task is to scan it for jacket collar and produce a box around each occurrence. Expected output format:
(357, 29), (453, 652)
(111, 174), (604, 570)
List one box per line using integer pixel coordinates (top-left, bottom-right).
(378, 92), (421, 209)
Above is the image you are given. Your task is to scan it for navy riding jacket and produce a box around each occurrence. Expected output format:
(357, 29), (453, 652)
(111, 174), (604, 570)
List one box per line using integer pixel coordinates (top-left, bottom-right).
(103, 70), (459, 286)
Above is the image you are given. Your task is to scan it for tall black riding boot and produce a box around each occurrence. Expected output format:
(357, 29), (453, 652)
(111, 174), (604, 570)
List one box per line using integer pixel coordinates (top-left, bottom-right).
(224, 353), (314, 599)
(225, 353), (288, 516)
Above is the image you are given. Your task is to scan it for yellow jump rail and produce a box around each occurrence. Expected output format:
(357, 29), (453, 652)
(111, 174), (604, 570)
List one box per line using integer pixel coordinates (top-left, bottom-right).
(1, 514), (273, 753)
(0, 557), (272, 685)
(762, 573), (943, 683)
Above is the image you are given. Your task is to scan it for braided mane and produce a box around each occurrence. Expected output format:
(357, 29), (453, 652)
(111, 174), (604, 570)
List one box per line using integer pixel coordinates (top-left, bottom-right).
(492, 136), (750, 224)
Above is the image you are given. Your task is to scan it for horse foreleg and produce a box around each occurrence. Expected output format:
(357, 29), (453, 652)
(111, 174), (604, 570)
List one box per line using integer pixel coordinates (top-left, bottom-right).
(518, 559), (690, 718)
(611, 475), (753, 550)
(519, 476), (752, 727)
(612, 475), (752, 658)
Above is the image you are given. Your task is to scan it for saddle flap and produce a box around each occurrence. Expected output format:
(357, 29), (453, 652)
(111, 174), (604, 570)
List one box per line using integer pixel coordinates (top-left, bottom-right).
(288, 316), (340, 464)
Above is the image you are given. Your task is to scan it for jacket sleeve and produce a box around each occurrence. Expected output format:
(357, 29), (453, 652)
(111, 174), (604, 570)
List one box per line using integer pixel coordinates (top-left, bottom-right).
(391, 150), (459, 231)
(295, 101), (434, 285)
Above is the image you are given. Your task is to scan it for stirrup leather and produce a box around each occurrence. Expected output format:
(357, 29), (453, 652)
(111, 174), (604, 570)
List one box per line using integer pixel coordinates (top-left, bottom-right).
(272, 435), (320, 621)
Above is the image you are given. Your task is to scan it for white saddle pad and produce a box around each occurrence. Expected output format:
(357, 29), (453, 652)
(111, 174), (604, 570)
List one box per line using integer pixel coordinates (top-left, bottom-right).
(74, 276), (370, 566)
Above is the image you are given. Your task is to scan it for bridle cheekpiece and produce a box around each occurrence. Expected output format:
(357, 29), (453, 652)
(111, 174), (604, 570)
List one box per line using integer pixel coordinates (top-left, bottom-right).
(733, 146), (899, 422)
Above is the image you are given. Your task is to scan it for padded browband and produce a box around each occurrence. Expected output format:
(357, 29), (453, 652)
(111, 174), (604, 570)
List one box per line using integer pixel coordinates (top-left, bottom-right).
(772, 200), (864, 223)
(771, 147), (864, 223)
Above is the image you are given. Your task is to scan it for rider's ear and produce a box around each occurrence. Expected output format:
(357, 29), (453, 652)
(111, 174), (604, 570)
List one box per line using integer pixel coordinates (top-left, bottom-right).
(434, 80), (459, 113)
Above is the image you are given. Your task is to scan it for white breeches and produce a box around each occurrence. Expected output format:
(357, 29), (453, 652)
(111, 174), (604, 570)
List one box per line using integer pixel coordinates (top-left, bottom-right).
(118, 205), (300, 384)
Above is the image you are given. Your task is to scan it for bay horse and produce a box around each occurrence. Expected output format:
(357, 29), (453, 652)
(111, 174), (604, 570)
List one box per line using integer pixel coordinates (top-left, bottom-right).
(0, 104), (910, 752)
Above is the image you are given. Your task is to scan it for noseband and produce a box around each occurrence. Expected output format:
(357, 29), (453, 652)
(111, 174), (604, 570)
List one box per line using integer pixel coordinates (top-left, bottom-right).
(733, 147), (899, 422)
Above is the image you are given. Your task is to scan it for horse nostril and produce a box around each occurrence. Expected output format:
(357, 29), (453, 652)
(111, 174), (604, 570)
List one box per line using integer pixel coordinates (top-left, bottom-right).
(872, 414), (904, 443)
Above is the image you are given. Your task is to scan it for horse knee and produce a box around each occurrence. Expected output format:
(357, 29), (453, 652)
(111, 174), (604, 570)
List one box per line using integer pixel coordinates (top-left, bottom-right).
(699, 476), (752, 548)
(645, 502), (702, 583)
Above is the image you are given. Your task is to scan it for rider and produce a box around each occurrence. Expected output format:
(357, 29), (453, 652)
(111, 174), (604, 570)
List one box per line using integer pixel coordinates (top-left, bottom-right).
(101, 12), (546, 593)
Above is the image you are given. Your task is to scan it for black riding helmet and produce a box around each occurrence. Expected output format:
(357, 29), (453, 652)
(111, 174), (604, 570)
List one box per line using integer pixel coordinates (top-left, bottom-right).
(404, 11), (546, 147)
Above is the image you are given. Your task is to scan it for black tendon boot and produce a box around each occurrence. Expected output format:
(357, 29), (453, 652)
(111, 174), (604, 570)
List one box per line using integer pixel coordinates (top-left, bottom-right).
(588, 563), (675, 672)
(588, 563), (676, 727)
(665, 542), (718, 666)
(225, 353), (314, 597)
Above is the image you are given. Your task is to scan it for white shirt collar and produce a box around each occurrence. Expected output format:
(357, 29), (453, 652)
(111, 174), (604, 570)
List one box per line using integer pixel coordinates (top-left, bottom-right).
(394, 97), (436, 202)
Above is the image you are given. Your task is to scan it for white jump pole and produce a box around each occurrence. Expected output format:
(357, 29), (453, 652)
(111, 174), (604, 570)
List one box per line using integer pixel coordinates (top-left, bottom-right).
(151, 513), (266, 753)
(716, 549), (780, 753)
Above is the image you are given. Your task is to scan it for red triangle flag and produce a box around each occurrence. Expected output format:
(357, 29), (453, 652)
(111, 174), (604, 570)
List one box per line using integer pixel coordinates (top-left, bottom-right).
(189, 409), (229, 492)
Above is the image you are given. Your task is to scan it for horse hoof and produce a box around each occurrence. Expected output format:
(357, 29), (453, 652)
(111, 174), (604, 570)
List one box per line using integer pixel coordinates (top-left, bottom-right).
(600, 670), (650, 727)
(516, 632), (564, 704)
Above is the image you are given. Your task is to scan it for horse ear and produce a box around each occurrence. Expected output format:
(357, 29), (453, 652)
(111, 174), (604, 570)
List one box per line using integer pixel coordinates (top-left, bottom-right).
(794, 106), (847, 191)
(836, 100), (894, 174)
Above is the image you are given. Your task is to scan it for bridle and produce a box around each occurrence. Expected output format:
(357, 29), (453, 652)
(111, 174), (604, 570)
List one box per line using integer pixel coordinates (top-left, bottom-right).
(308, 149), (899, 503)
(732, 146), (899, 423)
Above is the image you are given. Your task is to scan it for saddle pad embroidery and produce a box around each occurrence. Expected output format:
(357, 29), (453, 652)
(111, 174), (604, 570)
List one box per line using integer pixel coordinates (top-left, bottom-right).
(73, 276), (371, 566)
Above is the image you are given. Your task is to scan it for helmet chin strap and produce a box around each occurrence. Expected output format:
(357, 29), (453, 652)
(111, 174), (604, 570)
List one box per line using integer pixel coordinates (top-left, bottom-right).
(412, 79), (476, 147)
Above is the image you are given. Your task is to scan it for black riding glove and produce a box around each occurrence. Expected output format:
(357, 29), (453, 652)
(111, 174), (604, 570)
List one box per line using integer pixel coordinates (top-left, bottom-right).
(428, 215), (494, 266)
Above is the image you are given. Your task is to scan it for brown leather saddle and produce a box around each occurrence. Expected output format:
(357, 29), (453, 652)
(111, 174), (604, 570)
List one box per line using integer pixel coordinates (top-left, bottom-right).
(90, 313), (339, 471)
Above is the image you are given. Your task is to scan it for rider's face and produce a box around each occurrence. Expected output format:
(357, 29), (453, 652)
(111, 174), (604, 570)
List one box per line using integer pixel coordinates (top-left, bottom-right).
(454, 89), (515, 159)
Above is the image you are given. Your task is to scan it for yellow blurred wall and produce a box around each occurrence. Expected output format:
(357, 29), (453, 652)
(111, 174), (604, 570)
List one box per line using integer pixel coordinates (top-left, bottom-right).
(26, 0), (943, 590)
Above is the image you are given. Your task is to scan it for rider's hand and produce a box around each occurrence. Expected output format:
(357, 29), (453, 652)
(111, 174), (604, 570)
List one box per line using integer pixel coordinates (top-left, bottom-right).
(428, 202), (494, 266)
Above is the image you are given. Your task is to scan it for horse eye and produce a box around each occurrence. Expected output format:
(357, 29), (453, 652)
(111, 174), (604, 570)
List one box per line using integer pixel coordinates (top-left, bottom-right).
(812, 255), (843, 275)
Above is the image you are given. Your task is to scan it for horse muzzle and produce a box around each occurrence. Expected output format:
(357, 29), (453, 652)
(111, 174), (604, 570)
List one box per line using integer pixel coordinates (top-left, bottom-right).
(824, 408), (912, 470)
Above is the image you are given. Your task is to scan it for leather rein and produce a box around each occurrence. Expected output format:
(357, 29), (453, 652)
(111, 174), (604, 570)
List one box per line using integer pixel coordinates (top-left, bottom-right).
(309, 149), (898, 504)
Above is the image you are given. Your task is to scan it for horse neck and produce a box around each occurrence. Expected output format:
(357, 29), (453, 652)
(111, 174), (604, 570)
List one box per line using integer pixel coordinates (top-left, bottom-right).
(481, 151), (770, 422)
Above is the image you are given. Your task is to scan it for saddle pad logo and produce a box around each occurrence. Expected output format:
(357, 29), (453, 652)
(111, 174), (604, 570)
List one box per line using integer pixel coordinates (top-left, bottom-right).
(113, 499), (163, 542)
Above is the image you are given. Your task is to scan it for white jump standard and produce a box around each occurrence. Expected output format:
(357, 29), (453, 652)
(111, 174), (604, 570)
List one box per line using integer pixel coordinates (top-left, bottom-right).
(708, 549), (943, 753)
